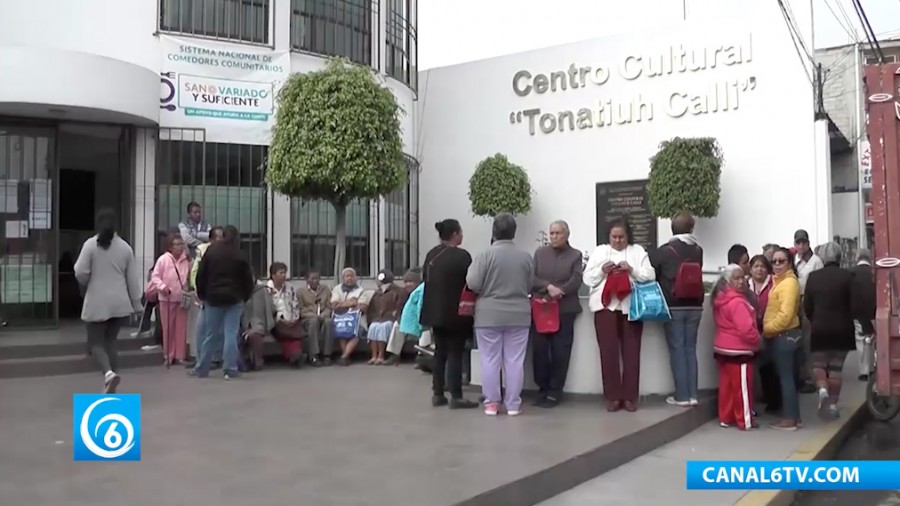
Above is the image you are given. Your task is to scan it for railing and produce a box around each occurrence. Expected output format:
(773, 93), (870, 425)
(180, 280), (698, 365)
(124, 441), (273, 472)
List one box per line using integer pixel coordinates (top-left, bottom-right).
(159, 0), (271, 45)
(385, 0), (417, 91)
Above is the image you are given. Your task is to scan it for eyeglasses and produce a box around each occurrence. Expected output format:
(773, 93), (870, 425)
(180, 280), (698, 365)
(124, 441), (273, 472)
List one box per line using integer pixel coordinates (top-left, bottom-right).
(772, 258), (788, 265)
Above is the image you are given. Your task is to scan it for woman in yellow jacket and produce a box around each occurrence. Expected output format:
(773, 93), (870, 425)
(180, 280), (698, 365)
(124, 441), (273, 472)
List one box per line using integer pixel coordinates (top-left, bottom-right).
(762, 247), (803, 431)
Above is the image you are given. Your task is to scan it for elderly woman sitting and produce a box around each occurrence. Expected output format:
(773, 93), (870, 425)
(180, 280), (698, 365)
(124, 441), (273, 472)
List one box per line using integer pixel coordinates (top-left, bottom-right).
(330, 267), (370, 366)
(466, 213), (534, 416)
(803, 242), (857, 419)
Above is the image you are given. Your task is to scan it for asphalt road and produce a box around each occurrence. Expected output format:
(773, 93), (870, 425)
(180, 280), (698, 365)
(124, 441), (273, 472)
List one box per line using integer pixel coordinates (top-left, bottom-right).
(793, 416), (900, 506)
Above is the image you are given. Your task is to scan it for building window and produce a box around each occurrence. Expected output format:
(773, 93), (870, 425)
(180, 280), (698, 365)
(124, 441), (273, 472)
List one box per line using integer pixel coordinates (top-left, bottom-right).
(159, 0), (271, 44)
(385, 155), (419, 275)
(290, 0), (376, 67)
(291, 199), (371, 278)
(864, 54), (898, 64)
(385, 0), (416, 89)
(156, 133), (268, 276)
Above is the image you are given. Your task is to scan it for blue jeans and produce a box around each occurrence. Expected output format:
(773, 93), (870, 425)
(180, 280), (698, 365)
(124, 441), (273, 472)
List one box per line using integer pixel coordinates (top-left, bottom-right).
(193, 306), (223, 362)
(663, 309), (703, 402)
(770, 330), (802, 421)
(194, 302), (243, 376)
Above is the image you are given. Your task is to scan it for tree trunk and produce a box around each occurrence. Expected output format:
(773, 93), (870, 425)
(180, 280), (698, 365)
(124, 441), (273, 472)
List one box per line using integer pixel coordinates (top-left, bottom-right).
(332, 203), (347, 280)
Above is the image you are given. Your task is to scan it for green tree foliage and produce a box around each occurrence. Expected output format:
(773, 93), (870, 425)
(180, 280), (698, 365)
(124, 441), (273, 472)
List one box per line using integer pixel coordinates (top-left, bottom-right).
(267, 58), (405, 276)
(647, 137), (723, 219)
(468, 154), (533, 217)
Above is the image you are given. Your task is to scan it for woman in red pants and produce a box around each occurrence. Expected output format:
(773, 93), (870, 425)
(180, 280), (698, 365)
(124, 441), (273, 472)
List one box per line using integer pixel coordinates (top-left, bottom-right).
(712, 264), (762, 430)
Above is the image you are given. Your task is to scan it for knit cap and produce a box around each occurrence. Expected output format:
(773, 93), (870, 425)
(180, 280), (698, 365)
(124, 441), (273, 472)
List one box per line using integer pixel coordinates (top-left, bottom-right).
(403, 267), (422, 284)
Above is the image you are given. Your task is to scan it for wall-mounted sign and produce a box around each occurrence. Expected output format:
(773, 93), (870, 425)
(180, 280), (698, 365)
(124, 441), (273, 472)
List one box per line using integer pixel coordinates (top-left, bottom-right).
(859, 140), (871, 190)
(595, 179), (657, 251)
(866, 202), (874, 224)
(159, 35), (290, 145)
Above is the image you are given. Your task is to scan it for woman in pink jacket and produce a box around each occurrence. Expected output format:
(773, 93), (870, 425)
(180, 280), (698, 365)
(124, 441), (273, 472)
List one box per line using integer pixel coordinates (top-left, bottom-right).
(150, 233), (192, 365)
(712, 264), (761, 430)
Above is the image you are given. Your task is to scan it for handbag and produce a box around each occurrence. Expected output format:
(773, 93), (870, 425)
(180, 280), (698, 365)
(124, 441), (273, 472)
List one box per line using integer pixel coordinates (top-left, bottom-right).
(274, 319), (306, 341)
(170, 257), (193, 310)
(627, 281), (671, 322)
(332, 309), (361, 339)
(531, 297), (560, 334)
(458, 287), (476, 316)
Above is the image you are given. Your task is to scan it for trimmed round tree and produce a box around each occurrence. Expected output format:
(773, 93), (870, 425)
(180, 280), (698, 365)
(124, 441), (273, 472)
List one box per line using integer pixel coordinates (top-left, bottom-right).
(468, 154), (533, 217)
(647, 137), (723, 219)
(267, 58), (405, 277)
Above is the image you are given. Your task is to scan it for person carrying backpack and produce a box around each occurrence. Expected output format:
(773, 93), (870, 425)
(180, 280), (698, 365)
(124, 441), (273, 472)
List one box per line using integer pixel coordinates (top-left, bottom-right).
(649, 211), (705, 408)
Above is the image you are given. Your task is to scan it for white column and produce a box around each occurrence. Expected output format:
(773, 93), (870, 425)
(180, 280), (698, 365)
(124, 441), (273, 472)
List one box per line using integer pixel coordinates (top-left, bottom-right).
(814, 119), (833, 243)
(133, 128), (157, 277)
(272, 192), (292, 271)
(272, 0), (291, 51)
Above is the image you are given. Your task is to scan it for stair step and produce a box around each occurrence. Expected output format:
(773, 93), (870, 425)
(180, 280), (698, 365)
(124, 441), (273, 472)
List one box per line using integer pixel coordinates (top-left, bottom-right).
(0, 349), (163, 379)
(0, 335), (157, 360)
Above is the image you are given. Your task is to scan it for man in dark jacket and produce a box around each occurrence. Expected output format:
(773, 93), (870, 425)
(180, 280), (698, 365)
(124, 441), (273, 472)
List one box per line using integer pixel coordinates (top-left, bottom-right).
(191, 225), (255, 379)
(851, 249), (876, 379)
(649, 211), (704, 407)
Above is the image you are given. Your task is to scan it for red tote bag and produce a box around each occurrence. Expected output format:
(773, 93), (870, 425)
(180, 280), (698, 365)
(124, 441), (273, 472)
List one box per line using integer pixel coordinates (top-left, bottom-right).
(531, 298), (560, 334)
(458, 287), (476, 316)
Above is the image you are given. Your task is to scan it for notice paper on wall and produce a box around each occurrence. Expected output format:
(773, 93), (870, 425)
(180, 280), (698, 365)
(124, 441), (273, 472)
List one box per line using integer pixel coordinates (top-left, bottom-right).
(29, 212), (50, 230)
(5, 220), (28, 239)
(29, 179), (51, 213)
(2, 180), (18, 213)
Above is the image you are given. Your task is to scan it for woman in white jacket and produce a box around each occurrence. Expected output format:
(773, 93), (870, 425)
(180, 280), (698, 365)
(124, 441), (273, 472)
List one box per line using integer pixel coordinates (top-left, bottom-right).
(583, 217), (656, 412)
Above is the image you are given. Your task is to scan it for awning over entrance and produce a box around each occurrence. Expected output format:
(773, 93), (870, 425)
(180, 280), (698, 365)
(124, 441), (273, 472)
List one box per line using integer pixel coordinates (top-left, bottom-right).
(0, 46), (159, 125)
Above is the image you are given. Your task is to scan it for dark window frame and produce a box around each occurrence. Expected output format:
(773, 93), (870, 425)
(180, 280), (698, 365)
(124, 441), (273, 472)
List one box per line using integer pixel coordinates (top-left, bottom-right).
(385, 0), (417, 90)
(384, 154), (419, 276)
(159, 0), (272, 45)
(289, 0), (379, 68)
(155, 134), (269, 277)
(290, 198), (372, 278)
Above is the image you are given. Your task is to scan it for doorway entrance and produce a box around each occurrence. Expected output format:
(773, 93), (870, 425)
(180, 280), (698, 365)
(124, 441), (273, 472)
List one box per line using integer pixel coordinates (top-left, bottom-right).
(0, 121), (132, 328)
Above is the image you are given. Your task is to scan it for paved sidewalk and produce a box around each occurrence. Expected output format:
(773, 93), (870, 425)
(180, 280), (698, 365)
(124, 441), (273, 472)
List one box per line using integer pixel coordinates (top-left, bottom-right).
(540, 358), (867, 506)
(0, 363), (697, 506)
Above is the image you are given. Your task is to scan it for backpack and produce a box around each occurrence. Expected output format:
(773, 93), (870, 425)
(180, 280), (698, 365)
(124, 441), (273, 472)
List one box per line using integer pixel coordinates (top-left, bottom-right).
(667, 245), (704, 301)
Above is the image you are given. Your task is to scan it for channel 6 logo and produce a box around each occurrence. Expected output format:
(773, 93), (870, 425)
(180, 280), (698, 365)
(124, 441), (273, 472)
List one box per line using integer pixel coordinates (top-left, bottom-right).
(73, 394), (141, 461)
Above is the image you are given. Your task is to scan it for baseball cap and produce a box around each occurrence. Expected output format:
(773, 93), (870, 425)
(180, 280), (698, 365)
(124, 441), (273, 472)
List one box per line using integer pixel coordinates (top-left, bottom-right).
(377, 269), (395, 283)
(793, 229), (810, 243)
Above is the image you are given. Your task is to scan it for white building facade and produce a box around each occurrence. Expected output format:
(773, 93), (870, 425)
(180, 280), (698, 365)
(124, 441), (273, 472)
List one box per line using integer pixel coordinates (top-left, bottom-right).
(0, 0), (419, 326)
(416, 0), (824, 272)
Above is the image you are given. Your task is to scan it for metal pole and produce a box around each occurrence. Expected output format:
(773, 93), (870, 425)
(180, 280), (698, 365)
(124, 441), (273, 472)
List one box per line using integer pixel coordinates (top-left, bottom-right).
(856, 42), (867, 249)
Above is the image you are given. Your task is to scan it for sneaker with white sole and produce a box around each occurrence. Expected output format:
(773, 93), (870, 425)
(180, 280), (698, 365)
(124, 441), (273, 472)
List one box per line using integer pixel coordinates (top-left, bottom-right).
(103, 371), (120, 394)
(719, 422), (734, 428)
(666, 396), (691, 407)
(484, 402), (499, 416)
(817, 387), (830, 419)
(689, 398), (699, 407)
(507, 409), (521, 417)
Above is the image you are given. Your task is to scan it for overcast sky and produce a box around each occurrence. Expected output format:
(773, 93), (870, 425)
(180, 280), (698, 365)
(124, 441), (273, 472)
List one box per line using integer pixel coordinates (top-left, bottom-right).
(418, 0), (900, 70)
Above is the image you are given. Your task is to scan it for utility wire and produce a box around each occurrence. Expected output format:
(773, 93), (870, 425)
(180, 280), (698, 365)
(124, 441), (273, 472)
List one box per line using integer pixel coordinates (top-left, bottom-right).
(824, 0), (860, 43)
(778, 0), (814, 85)
(836, 0), (862, 41)
(851, 0), (885, 63)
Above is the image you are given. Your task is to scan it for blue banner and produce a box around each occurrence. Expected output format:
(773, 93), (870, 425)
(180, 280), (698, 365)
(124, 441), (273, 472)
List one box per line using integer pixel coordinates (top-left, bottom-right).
(685, 461), (900, 490)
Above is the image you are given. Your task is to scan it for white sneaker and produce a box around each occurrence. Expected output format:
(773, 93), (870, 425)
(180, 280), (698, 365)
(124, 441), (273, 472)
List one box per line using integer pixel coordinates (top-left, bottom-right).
(103, 371), (120, 394)
(140, 344), (160, 351)
(666, 396), (691, 407)
(689, 398), (700, 407)
(507, 409), (522, 417)
(484, 402), (499, 416)
(817, 387), (830, 419)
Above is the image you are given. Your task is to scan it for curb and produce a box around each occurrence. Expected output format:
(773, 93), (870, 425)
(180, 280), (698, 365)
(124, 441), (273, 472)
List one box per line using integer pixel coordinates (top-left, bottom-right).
(452, 396), (718, 506)
(733, 394), (869, 506)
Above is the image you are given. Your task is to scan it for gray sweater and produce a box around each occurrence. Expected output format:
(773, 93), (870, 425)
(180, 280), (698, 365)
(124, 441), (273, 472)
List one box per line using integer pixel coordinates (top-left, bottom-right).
(466, 240), (534, 328)
(74, 234), (144, 322)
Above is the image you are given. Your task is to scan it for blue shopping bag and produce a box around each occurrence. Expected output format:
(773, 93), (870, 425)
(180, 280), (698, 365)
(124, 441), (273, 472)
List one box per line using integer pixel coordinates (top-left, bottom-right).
(332, 309), (361, 339)
(628, 281), (672, 322)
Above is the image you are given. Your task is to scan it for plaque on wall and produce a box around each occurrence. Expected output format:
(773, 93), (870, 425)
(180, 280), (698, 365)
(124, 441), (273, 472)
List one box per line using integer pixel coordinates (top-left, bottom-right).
(595, 179), (658, 251)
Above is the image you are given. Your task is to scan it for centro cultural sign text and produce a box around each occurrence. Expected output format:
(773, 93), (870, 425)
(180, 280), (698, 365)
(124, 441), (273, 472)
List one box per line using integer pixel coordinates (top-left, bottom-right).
(508, 34), (756, 136)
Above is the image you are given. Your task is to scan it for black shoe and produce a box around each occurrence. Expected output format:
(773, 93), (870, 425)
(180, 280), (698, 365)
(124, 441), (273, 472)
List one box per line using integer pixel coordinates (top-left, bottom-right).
(337, 357), (351, 367)
(449, 398), (479, 410)
(183, 359), (197, 369)
(539, 396), (560, 409)
(383, 355), (400, 366)
(323, 357), (333, 367)
(309, 357), (322, 367)
(799, 383), (817, 394)
(432, 395), (449, 407)
(533, 395), (548, 407)
(211, 361), (223, 370)
(859, 374), (869, 381)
